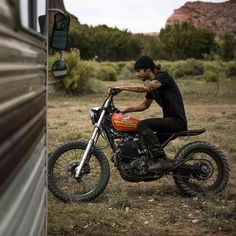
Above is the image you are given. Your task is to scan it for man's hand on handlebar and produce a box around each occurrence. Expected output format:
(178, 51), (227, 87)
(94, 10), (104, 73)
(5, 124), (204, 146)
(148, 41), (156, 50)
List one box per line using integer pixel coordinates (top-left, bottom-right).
(112, 107), (126, 114)
(108, 87), (122, 95)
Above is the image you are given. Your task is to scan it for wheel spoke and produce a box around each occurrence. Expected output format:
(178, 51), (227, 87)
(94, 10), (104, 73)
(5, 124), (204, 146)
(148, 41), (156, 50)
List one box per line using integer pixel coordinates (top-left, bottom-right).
(48, 141), (110, 202)
(52, 148), (102, 196)
(182, 152), (219, 191)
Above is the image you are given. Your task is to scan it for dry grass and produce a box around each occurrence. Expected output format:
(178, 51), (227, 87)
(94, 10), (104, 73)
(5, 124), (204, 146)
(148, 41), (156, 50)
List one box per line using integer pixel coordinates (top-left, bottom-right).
(48, 80), (236, 236)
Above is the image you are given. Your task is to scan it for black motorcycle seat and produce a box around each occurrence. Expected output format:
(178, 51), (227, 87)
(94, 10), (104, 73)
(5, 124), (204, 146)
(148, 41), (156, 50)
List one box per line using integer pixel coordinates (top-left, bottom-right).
(155, 128), (206, 138)
(154, 128), (206, 147)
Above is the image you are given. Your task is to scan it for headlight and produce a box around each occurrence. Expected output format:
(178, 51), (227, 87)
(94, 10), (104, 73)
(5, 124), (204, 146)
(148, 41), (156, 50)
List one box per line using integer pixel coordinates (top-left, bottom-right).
(90, 107), (100, 125)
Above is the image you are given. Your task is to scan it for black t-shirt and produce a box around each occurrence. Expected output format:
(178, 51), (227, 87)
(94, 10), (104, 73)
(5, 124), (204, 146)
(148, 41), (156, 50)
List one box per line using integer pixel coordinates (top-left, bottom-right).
(145, 71), (187, 129)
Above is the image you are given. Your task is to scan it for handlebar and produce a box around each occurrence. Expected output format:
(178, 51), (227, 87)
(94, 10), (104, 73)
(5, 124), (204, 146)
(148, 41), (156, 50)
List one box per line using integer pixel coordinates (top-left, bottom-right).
(102, 88), (123, 114)
(113, 107), (123, 113)
(109, 88), (121, 96)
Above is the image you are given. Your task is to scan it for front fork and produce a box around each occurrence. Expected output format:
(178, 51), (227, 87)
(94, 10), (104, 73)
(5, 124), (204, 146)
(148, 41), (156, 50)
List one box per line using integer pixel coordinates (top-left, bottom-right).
(75, 98), (111, 178)
(74, 126), (101, 177)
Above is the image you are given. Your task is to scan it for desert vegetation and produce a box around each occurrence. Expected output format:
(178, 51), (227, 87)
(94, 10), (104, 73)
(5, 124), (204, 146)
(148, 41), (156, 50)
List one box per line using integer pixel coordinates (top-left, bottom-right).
(49, 50), (236, 94)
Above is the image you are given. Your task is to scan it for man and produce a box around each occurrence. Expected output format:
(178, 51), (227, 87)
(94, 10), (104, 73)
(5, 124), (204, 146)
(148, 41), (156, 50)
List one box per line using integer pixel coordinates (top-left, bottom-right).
(110, 56), (187, 172)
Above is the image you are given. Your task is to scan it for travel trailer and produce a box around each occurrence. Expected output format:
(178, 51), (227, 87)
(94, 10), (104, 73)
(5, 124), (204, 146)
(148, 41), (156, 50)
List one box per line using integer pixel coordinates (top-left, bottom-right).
(0, 1), (47, 235)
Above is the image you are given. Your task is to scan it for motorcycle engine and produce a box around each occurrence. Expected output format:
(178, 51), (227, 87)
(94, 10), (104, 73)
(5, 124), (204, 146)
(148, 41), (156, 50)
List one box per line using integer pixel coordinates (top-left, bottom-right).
(114, 137), (163, 182)
(118, 140), (139, 160)
(116, 138), (148, 177)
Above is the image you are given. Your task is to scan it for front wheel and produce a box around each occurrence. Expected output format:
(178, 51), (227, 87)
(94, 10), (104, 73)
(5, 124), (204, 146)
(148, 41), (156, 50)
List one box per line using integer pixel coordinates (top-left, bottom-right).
(173, 141), (229, 196)
(48, 140), (110, 202)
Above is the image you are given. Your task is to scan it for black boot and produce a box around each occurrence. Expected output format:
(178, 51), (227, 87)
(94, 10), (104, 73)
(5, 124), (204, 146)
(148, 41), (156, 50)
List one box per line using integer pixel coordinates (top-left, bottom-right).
(137, 122), (172, 172)
(147, 149), (173, 172)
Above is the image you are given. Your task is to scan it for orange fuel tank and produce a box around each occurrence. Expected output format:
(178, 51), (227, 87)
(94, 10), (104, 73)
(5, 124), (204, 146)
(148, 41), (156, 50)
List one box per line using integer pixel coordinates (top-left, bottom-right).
(111, 113), (140, 132)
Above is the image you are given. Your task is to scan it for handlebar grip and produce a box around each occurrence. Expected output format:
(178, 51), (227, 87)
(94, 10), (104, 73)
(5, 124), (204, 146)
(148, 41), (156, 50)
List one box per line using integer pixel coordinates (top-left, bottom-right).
(109, 88), (121, 95)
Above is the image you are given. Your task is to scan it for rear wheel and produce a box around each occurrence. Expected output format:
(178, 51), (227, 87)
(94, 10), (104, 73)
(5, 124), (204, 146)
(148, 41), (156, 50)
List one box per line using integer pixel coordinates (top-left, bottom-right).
(173, 141), (229, 196)
(48, 140), (110, 202)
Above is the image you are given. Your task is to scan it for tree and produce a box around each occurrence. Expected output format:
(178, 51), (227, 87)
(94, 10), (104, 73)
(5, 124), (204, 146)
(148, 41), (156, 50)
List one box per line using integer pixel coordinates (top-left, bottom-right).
(219, 32), (236, 61)
(66, 21), (220, 61)
(159, 23), (216, 60)
(68, 22), (142, 61)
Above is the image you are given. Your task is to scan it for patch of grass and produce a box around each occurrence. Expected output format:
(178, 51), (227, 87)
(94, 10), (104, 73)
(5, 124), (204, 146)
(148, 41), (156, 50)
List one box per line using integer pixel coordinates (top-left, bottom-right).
(108, 189), (131, 209)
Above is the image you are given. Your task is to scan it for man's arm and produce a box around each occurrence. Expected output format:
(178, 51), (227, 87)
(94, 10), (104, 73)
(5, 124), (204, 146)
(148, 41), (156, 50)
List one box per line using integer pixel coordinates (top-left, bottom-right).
(122, 98), (153, 113)
(113, 80), (161, 93)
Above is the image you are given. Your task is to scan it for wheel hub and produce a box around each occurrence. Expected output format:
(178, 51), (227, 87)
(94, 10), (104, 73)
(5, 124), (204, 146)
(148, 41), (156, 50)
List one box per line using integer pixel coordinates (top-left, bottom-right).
(193, 160), (213, 180)
(68, 161), (90, 181)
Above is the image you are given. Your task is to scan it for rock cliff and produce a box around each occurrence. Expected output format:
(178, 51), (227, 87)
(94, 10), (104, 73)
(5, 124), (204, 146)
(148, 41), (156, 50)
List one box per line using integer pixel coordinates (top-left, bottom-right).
(49, 0), (78, 22)
(166, 0), (236, 35)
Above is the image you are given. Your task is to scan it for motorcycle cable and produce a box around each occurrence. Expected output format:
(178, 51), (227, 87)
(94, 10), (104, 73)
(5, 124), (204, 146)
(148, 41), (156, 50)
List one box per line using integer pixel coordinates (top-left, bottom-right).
(88, 126), (110, 153)
(93, 132), (110, 151)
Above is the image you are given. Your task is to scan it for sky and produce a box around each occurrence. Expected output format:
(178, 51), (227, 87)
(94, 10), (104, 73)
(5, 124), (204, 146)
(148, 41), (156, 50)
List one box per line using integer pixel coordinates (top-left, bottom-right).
(64, 0), (227, 33)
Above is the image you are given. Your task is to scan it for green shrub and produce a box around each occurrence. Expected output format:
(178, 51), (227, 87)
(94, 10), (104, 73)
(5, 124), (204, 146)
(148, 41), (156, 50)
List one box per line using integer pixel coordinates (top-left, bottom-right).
(173, 59), (204, 78)
(116, 62), (127, 71)
(60, 49), (81, 92)
(225, 61), (236, 78)
(124, 61), (135, 73)
(173, 66), (185, 78)
(203, 61), (222, 74)
(49, 49), (98, 93)
(117, 61), (135, 80)
(159, 61), (175, 76)
(96, 64), (117, 81)
(185, 59), (204, 75)
(203, 71), (218, 83)
(101, 62), (119, 73)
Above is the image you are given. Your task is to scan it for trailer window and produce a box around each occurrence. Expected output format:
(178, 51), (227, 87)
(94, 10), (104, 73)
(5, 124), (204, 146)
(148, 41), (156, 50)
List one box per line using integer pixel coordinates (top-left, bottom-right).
(37, 1), (46, 33)
(20, 0), (46, 35)
(20, 0), (29, 28)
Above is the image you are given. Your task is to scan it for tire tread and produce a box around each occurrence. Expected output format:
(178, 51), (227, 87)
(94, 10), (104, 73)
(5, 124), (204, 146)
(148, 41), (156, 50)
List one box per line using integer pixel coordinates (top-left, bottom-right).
(173, 141), (229, 196)
(48, 140), (110, 202)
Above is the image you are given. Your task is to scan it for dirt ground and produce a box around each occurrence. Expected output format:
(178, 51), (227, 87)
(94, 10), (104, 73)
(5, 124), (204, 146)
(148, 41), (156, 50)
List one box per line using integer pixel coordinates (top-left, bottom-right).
(47, 80), (236, 236)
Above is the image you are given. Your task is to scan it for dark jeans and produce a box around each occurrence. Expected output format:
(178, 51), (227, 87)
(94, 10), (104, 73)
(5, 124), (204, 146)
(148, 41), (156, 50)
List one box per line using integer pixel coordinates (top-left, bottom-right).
(137, 117), (186, 158)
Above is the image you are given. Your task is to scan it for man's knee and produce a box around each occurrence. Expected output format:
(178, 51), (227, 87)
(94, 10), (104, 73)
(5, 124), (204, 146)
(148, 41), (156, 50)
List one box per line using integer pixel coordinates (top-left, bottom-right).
(137, 120), (148, 132)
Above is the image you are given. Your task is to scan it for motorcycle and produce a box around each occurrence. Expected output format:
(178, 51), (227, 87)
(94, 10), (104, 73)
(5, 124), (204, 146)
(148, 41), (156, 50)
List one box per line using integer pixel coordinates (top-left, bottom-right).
(48, 88), (229, 202)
